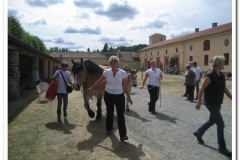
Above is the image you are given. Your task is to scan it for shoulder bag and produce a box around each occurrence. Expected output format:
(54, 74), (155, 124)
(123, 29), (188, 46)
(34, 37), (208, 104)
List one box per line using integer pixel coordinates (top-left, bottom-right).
(60, 71), (73, 93)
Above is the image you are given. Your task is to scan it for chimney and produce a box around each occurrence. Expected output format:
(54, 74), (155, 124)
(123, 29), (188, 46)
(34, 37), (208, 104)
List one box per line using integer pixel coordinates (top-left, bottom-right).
(60, 55), (62, 61)
(195, 28), (199, 32)
(212, 22), (217, 28)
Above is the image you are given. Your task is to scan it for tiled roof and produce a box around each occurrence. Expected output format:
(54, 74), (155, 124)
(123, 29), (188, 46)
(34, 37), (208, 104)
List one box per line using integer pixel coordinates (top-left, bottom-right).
(50, 52), (108, 59)
(117, 52), (136, 62)
(140, 22), (232, 51)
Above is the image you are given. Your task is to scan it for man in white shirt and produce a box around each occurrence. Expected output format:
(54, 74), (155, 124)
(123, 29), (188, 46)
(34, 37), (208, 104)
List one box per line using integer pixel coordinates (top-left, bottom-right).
(192, 62), (203, 100)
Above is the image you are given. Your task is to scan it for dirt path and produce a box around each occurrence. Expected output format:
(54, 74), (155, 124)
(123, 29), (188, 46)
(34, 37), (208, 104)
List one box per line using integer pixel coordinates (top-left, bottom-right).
(125, 87), (232, 160)
(8, 86), (232, 160)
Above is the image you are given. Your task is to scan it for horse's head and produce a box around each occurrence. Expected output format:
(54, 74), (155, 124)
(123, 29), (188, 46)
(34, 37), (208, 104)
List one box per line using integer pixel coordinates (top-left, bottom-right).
(129, 68), (138, 87)
(71, 58), (87, 89)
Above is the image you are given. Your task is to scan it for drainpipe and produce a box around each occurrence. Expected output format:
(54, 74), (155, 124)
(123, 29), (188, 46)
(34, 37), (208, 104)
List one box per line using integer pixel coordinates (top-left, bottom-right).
(182, 43), (184, 72)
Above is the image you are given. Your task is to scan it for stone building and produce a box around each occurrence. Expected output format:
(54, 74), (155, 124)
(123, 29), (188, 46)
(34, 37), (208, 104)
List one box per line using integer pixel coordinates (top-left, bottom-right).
(138, 22), (232, 73)
(50, 52), (109, 70)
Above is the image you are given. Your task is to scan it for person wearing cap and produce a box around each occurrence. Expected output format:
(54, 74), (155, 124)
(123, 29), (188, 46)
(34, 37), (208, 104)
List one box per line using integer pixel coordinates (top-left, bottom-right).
(193, 55), (232, 157)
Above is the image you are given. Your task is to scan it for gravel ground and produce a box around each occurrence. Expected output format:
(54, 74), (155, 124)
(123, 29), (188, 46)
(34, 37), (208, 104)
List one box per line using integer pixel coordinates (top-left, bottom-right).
(122, 87), (232, 160)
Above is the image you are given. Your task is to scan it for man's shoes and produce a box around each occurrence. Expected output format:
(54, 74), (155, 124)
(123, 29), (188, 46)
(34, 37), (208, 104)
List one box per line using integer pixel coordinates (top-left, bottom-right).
(194, 97), (198, 100)
(190, 100), (194, 102)
(63, 110), (67, 118)
(218, 148), (232, 157)
(182, 94), (187, 97)
(193, 132), (204, 144)
(185, 99), (190, 101)
(120, 136), (128, 141)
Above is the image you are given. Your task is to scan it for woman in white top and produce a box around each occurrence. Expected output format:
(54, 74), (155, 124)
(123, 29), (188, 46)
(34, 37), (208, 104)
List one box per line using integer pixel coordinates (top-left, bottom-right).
(140, 60), (163, 114)
(88, 56), (133, 141)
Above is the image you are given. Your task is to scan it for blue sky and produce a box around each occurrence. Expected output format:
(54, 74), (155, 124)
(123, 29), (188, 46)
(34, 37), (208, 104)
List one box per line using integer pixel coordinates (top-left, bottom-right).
(8, 0), (233, 52)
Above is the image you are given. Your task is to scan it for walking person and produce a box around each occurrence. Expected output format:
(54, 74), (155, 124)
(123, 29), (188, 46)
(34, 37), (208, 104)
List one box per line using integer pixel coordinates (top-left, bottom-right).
(140, 60), (163, 114)
(182, 61), (194, 97)
(193, 56), (232, 157)
(192, 62), (203, 100)
(88, 56), (133, 141)
(184, 65), (196, 102)
(51, 61), (74, 121)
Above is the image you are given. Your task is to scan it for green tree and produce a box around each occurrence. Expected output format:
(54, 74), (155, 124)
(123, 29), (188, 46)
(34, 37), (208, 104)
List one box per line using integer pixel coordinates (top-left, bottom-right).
(168, 57), (175, 68)
(87, 48), (90, 52)
(8, 16), (24, 39)
(102, 43), (109, 52)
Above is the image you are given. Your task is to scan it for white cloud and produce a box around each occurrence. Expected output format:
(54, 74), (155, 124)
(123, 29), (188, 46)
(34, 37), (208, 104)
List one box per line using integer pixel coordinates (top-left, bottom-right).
(7, 0), (232, 51)
(168, 28), (194, 39)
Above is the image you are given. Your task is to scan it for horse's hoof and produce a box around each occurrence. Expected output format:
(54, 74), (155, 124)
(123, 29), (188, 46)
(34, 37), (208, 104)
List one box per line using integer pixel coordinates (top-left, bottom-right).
(88, 110), (95, 118)
(95, 115), (102, 120)
(126, 108), (130, 112)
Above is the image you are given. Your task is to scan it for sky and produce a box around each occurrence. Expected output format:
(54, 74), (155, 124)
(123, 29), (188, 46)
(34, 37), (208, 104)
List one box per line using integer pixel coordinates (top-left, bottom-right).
(7, 0), (233, 52)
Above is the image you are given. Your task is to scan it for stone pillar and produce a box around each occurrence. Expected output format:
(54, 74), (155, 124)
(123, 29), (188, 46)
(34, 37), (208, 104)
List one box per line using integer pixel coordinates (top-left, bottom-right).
(42, 59), (48, 77)
(8, 50), (20, 99)
(30, 56), (39, 84)
(48, 61), (53, 77)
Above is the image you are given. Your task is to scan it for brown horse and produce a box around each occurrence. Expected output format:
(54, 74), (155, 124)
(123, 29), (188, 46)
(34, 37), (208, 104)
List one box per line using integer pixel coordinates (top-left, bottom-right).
(125, 69), (138, 111)
(71, 58), (106, 120)
(71, 58), (138, 119)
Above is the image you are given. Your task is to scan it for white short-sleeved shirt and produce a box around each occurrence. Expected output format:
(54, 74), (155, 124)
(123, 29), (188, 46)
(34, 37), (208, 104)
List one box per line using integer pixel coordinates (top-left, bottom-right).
(54, 70), (72, 93)
(103, 68), (126, 94)
(193, 66), (202, 81)
(146, 68), (162, 86)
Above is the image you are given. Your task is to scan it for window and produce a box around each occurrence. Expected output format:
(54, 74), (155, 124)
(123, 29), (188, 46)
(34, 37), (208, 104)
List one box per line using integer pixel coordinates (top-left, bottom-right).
(189, 56), (193, 61)
(203, 40), (210, 51)
(157, 51), (159, 55)
(151, 52), (152, 56)
(176, 48), (178, 52)
(224, 39), (229, 46)
(190, 45), (193, 51)
(204, 55), (208, 65)
(166, 50), (168, 54)
(224, 53), (229, 65)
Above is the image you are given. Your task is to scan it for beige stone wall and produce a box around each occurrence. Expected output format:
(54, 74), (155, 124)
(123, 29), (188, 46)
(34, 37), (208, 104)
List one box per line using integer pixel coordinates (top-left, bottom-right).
(118, 61), (140, 69)
(139, 31), (232, 73)
(54, 57), (108, 71)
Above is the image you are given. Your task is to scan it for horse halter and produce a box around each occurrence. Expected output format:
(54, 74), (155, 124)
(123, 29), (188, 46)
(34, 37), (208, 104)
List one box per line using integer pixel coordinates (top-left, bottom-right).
(75, 68), (87, 83)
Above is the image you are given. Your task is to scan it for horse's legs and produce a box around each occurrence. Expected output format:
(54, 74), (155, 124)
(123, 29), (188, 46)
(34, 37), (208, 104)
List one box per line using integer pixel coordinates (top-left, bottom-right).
(84, 93), (95, 118)
(126, 96), (130, 112)
(96, 100), (102, 120)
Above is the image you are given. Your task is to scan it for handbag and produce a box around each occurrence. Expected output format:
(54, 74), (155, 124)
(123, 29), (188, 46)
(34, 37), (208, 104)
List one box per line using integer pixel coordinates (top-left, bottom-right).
(60, 71), (73, 93)
(45, 80), (58, 100)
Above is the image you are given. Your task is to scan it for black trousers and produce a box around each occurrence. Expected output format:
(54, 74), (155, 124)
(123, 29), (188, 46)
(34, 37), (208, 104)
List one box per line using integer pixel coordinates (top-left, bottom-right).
(186, 85), (194, 101)
(104, 91), (126, 137)
(147, 85), (159, 112)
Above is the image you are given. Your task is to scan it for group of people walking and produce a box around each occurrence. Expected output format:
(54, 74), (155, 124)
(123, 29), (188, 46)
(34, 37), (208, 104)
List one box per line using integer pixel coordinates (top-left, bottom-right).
(49, 55), (232, 157)
(182, 56), (232, 157)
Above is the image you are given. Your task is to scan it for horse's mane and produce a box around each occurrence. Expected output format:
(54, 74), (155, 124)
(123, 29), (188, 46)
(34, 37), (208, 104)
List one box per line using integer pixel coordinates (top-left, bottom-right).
(71, 59), (103, 76)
